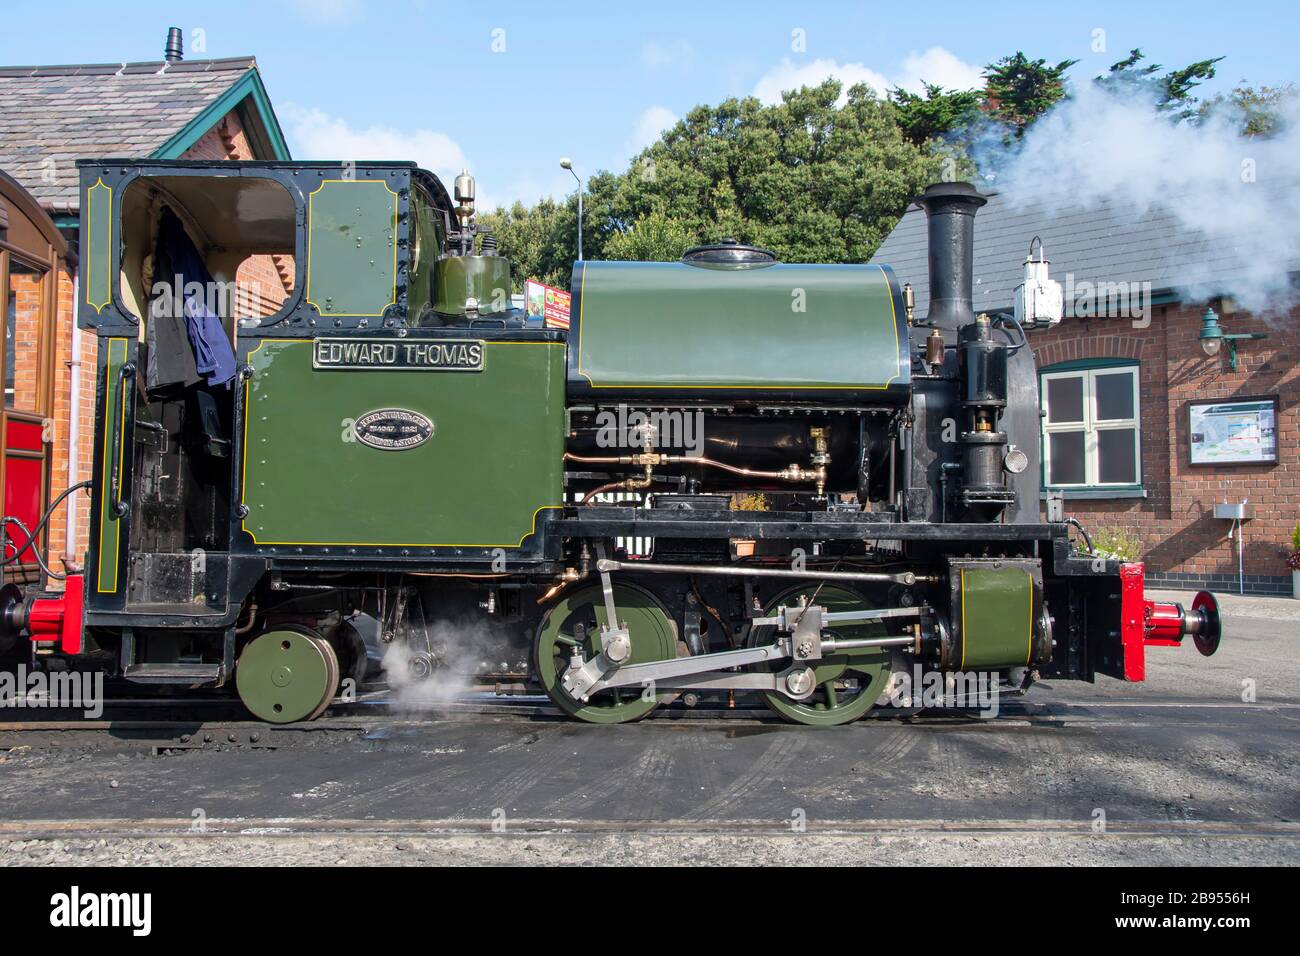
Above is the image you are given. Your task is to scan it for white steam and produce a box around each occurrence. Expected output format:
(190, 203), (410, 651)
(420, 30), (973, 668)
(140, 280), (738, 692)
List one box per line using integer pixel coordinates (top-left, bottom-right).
(381, 617), (520, 711)
(982, 83), (1300, 319)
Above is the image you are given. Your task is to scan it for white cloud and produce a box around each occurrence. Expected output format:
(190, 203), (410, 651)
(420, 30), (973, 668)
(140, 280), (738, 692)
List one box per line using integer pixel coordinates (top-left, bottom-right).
(894, 47), (985, 95)
(282, 104), (471, 192)
(285, 0), (366, 25)
(752, 47), (982, 105)
(628, 105), (679, 153)
(753, 57), (890, 105)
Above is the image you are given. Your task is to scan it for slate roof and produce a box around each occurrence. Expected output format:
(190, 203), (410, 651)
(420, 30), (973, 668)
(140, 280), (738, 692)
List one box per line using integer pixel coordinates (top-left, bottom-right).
(0, 57), (257, 214)
(870, 186), (1300, 316)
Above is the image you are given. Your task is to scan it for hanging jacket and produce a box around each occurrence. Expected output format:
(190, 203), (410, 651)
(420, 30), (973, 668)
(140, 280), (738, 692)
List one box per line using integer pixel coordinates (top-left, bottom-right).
(153, 206), (237, 388)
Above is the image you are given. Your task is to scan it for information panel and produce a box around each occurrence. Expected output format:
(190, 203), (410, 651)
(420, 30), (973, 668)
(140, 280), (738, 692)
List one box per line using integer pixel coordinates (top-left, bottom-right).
(1188, 397), (1278, 465)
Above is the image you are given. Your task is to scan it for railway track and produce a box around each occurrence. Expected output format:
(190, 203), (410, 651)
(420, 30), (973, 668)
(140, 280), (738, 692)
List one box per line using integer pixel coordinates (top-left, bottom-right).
(2, 694), (1296, 753)
(2, 816), (1297, 840)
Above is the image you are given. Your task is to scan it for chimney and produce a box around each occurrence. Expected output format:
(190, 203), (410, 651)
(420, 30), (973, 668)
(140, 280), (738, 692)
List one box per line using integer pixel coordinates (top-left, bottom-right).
(916, 181), (986, 330)
(164, 27), (184, 63)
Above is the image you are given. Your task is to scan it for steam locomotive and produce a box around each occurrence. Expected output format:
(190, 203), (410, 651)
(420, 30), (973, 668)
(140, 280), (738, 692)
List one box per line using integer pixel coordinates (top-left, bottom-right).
(0, 160), (1221, 725)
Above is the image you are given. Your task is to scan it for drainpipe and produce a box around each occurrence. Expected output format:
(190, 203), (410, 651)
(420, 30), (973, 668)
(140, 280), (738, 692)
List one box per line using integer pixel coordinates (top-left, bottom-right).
(65, 273), (80, 565)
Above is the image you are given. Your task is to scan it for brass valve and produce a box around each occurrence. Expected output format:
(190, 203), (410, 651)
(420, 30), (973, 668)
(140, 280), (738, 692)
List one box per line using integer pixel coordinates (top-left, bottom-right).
(925, 328), (945, 368)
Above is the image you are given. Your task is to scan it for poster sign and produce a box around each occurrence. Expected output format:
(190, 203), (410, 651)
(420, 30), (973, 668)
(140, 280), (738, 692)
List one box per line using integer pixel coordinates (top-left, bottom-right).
(1188, 397), (1278, 465)
(525, 279), (571, 330)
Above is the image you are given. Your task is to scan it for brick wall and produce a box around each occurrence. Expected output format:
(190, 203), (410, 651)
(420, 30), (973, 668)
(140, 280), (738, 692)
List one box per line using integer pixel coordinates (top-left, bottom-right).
(1032, 302), (1300, 593)
(7, 266), (42, 411)
(235, 252), (292, 319)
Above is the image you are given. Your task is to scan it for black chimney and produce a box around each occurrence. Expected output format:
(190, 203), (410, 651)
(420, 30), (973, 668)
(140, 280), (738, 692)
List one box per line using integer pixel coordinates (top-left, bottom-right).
(164, 27), (184, 63)
(916, 181), (986, 330)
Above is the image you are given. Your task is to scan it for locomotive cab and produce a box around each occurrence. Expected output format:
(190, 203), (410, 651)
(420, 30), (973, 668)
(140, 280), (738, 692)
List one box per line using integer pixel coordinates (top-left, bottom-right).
(8, 160), (564, 699)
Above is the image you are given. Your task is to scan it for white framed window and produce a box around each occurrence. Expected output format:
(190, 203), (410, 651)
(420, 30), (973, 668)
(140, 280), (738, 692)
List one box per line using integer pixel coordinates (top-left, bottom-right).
(1040, 363), (1141, 488)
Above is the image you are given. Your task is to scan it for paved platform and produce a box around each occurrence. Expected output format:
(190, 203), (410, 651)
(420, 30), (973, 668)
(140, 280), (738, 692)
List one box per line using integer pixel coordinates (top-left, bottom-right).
(1148, 587), (1300, 621)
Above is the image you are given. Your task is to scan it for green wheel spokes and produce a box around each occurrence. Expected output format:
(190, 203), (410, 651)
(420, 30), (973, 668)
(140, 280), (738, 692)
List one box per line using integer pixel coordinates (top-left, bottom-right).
(824, 682), (838, 708)
(751, 584), (891, 727)
(534, 582), (678, 724)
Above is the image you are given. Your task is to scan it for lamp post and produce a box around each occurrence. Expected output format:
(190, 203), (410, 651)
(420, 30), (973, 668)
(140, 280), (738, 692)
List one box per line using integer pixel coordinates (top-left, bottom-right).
(1199, 306), (1268, 371)
(560, 157), (583, 261)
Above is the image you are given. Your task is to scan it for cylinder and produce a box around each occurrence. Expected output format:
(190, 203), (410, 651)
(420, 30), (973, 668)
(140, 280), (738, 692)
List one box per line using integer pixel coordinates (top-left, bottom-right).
(957, 315), (1011, 508)
(959, 331), (1008, 408)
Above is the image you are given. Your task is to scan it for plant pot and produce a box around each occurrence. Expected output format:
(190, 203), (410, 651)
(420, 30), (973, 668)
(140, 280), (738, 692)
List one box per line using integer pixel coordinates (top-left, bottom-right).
(732, 539), (756, 558)
(1293, 569), (1300, 600)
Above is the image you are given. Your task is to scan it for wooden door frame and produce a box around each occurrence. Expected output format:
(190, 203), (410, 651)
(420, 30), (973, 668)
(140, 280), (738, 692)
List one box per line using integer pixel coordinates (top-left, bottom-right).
(1, 172), (67, 581)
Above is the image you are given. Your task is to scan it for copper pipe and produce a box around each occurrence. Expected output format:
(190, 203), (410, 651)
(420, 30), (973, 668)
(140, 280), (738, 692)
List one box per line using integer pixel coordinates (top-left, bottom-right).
(565, 452), (824, 485)
(668, 456), (823, 483)
(537, 583), (565, 603)
(235, 601), (259, 635)
(583, 477), (653, 503)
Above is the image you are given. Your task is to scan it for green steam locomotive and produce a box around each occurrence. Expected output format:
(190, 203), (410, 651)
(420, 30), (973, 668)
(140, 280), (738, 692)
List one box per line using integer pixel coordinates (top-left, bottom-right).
(0, 160), (1220, 725)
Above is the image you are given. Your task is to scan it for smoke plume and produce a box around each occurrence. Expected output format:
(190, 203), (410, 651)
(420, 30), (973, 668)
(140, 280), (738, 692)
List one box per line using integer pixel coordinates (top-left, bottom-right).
(977, 83), (1300, 319)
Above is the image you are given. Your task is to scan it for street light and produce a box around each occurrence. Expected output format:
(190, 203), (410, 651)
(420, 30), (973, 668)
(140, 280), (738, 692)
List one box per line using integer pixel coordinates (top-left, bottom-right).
(560, 157), (583, 261)
(1199, 305), (1268, 371)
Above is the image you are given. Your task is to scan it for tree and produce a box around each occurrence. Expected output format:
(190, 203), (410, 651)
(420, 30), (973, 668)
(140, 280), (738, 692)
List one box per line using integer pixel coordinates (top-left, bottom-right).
(982, 53), (1078, 136)
(592, 80), (945, 265)
(1198, 83), (1296, 137)
(477, 197), (577, 290)
(603, 211), (696, 262)
(1161, 57), (1225, 119)
(1096, 48), (1224, 120)
(888, 83), (983, 146)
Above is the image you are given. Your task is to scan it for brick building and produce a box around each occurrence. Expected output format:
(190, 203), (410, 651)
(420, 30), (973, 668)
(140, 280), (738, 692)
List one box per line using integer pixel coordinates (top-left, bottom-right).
(874, 188), (1300, 595)
(0, 38), (290, 582)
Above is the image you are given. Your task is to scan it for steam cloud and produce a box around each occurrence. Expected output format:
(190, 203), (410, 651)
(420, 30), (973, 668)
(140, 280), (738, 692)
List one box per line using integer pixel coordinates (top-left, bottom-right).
(977, 83), (1300, 319)
(381, 617), (505, 710)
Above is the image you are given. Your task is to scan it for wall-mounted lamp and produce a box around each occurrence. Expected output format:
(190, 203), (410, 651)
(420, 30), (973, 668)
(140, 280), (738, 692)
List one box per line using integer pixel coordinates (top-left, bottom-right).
(1198, 306), (1268, 371)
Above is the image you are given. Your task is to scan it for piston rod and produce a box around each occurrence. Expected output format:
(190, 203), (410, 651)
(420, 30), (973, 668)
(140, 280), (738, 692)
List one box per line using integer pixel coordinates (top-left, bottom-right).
(596, 558), (916, 586)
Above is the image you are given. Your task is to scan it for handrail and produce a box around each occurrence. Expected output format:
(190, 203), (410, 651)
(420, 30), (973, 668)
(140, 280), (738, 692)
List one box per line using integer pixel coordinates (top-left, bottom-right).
(109, 362), (136, 517)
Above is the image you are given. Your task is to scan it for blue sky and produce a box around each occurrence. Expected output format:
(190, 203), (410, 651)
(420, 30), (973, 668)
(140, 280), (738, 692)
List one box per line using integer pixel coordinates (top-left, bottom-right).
(2, 0), (1297, 209)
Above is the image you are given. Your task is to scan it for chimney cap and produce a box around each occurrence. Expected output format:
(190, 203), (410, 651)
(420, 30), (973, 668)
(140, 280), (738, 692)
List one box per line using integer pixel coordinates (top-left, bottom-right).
(164, 27), (184, 63)
(917, 181), (986, 209)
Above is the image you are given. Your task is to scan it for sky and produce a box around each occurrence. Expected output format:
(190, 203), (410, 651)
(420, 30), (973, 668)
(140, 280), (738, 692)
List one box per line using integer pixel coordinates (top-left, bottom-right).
(2, 0), (1297, 211)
